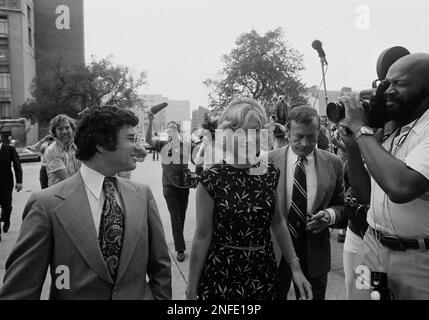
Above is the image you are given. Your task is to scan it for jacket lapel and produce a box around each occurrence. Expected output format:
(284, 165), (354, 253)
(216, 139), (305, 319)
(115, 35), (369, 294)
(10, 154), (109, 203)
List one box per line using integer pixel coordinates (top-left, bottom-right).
(116, 179), (145, 283)
(275, 147), (288, 219)
(312, 149), (333, 212)
(53, 173), (114, 284)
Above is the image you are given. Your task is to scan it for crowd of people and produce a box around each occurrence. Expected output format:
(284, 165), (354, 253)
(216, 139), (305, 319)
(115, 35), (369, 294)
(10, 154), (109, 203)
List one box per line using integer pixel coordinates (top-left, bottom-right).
(0, 52), (428, 300)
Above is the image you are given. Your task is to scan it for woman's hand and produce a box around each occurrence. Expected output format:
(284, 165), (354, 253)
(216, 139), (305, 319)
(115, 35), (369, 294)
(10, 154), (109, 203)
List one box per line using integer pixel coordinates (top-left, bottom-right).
(289, 260), (313, 300)
(292, 271), (313, 300)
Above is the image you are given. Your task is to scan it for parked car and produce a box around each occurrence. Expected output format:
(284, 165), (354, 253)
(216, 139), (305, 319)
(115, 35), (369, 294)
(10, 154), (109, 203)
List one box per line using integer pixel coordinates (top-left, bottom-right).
(16, 147), (41, 162)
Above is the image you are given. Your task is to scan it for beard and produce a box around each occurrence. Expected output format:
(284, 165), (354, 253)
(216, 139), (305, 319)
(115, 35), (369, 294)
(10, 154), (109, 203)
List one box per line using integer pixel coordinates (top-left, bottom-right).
(385, 88), (429, 122)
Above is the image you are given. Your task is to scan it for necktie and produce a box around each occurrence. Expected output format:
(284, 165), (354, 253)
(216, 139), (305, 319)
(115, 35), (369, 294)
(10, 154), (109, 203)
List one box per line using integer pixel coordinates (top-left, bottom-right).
(288, 157), (307, 240)
(99, 177), (125, 282)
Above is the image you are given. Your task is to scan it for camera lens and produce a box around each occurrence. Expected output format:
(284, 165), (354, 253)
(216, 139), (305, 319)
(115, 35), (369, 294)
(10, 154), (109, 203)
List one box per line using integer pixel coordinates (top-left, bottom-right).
(326, 102), (345, 123)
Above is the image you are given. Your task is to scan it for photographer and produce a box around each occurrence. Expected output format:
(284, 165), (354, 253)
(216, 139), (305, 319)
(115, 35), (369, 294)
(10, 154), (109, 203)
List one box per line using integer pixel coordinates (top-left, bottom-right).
(339, 53), (429, 299)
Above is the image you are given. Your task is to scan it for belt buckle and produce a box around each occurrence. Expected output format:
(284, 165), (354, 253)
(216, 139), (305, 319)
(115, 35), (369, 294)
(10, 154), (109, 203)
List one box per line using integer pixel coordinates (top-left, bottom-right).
(417, 238), (427, 251)
(381, 234), (407, 251)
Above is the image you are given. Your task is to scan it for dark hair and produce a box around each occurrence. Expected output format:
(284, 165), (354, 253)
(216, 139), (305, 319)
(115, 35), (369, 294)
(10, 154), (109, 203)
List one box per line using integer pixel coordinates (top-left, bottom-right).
(50, 114), (77, 138)
(167, 121), (181, 133)
(286, 105), (320, 129)
(75, 106), (139, 161)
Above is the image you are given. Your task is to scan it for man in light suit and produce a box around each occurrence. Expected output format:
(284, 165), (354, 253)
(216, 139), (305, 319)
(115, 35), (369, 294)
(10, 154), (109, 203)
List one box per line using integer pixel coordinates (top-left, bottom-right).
(270, 105), (346, 300)
(0, 106), (171, 300)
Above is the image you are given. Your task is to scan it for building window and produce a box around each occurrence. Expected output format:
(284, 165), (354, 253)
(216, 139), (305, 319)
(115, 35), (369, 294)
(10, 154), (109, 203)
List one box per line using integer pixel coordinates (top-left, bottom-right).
(0, 0), (5, 7)
(0, 100), (11, 118)
(0, 64), (9, 73)
(0, 73), (10, 91)
(0, 18), (8, 37)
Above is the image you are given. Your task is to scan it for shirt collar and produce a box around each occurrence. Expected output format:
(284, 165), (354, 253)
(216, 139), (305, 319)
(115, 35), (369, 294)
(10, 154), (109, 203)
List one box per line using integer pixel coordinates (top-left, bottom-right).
(402, 108), (429, 135)
(56, 139), (76, 152)
(80, 163), (106, 200)
(288, 147), (315, 165)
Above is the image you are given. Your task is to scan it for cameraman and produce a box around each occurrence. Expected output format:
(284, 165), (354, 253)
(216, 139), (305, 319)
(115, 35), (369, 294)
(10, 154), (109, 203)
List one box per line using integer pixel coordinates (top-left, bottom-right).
(339, 53), (429, 299)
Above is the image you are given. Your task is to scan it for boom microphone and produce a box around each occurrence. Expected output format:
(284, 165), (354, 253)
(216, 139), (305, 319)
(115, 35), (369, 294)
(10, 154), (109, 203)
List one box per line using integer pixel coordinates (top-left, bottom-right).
(312, 40), (327, 64)
(150, 102), (168, 115)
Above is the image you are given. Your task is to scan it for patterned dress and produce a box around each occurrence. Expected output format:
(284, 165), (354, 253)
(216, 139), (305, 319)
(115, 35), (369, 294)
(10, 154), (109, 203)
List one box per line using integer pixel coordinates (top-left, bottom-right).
(197, 162), (280, 300)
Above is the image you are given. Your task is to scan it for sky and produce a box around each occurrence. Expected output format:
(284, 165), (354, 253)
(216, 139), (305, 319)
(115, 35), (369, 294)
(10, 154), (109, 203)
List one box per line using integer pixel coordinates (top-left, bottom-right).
(84, 0), (429, 111)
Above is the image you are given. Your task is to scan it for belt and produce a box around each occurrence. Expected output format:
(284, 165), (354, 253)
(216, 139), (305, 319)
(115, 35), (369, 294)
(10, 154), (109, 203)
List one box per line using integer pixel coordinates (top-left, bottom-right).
(215, 242), (267, 252)
(370, 227), (429, 251)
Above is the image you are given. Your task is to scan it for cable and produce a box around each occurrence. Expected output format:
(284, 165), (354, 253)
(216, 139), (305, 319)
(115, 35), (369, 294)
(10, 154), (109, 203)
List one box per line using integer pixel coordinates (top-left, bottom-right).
(312, 64), (329, 109)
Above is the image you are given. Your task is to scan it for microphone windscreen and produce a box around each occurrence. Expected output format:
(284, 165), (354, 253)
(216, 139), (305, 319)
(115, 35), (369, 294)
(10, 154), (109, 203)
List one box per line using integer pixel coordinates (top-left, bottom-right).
(312, 40), (322, 50)
(376, 46), (410, 80)
(150, 103), (168, 115)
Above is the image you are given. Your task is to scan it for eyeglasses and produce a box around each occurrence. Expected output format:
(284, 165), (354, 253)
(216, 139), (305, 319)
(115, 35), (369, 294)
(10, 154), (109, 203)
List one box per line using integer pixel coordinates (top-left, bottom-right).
(120, 134), (142, 145)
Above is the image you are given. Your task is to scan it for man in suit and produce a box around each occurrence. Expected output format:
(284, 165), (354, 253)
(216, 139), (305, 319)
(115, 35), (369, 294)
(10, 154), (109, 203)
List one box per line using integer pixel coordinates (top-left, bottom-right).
(269, 105), (346, 300)
(0, 106), (172, 300)
(0, 136), (22, 240)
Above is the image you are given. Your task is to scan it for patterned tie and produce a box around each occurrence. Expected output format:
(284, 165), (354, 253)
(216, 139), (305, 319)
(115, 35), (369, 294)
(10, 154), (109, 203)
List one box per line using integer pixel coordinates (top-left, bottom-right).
(99, 177), (125, 282)
(288, 157), (307, 240)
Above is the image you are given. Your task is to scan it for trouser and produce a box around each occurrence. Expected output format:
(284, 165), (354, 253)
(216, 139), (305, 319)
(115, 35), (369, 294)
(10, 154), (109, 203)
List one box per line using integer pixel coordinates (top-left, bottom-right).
(277, 255), (328, 300)
(343, 227), (368, 300)
(0, 187), (13, 234)
(40, 165), (49, 189)
(163, 185), (189, 252)
(153, 151), (159, 161)
(356, 228), (429, 300)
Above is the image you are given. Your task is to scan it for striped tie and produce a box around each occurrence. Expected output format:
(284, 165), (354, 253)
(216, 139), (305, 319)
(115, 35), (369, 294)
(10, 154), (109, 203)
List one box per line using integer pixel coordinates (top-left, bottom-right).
(288, 157), (307, 240)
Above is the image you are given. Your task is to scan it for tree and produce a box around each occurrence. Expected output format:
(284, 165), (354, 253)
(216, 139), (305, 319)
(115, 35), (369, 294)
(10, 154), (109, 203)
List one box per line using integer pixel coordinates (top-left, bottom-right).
(204, 28), (307, 113)
(20, 56), (147, 125)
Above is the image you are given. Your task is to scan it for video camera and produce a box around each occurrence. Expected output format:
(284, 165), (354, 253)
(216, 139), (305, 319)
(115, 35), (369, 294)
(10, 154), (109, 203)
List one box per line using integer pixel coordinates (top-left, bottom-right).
(326, 46), (411, 128)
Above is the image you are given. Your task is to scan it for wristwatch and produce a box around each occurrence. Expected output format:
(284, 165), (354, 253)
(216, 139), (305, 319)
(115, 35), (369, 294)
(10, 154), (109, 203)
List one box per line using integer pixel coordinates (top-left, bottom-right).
(355, 126), (374, 141)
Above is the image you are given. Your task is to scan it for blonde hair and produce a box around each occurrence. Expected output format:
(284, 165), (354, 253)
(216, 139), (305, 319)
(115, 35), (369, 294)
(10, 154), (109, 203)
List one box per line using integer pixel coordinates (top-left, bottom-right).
(218, 97), (268, 130)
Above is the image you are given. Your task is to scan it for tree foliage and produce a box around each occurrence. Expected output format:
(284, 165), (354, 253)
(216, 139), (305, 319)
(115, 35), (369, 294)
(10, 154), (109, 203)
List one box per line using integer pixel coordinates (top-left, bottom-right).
(20, 56), (147, 125)
(204, 28), (307, 113)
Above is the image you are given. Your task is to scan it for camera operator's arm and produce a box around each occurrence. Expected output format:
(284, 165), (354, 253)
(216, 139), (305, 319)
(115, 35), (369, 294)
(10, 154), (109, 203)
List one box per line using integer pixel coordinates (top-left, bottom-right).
(338, 129), (371, 204)
(145, 114), (155, 147)
(342, 96), (429, 204)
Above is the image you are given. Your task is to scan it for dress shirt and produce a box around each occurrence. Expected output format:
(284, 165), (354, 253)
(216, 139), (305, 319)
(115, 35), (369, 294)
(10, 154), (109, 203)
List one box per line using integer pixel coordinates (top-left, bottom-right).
(286, 148), (336, 224)
(367, 108), (429, 237)
(80, 164), (124, 236)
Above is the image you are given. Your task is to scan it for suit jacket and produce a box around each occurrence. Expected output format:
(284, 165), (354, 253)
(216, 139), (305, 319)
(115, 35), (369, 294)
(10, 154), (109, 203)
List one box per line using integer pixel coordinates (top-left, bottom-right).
(269, 146), (346, 278)
(0, 173), (172, 300)
(0, 144), (22, 190)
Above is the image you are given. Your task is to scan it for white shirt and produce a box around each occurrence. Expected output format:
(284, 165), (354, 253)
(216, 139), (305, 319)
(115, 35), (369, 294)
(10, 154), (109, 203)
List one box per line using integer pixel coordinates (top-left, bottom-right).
(367, 108), (429, 237)
(80, 164), (124, 236)
(286, 148), (336, 224)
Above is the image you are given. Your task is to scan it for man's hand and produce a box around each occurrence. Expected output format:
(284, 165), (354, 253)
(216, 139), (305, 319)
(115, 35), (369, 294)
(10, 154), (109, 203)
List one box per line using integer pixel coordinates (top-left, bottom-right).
(15, 183), (23, 192)
(340, 96), (367, 134)
(307, 210), (331, 234)
(338, 119), (358, 149)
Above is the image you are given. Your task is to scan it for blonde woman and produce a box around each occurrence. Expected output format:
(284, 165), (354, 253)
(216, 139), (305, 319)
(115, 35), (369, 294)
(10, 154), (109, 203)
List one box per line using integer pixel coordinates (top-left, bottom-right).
(186, 97), (312, 300)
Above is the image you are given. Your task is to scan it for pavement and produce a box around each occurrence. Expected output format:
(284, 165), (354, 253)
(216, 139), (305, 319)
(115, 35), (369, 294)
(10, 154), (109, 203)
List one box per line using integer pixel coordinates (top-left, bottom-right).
(0, 158), (346, 300)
